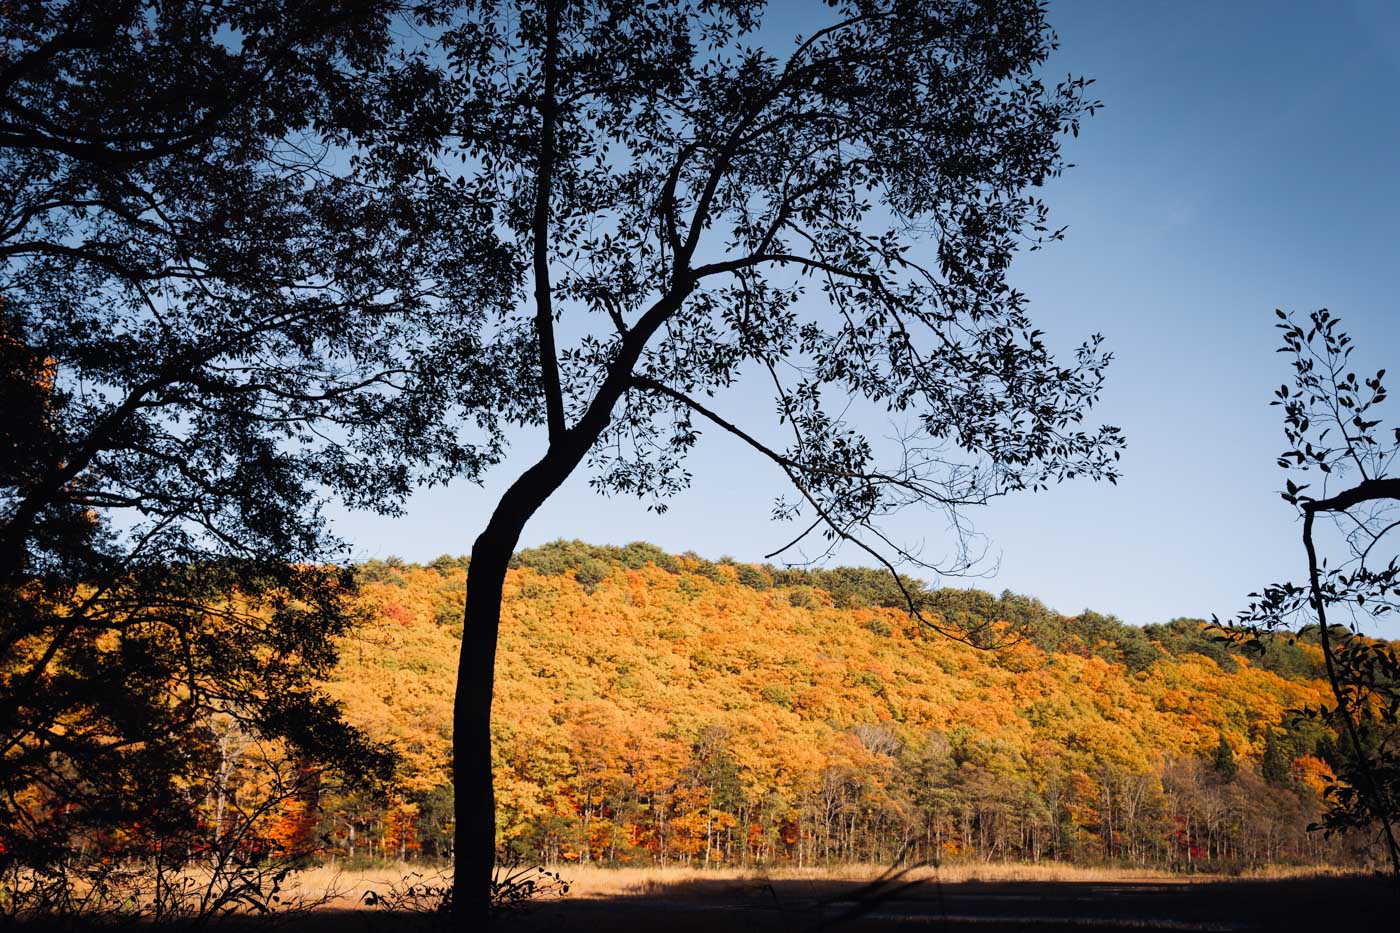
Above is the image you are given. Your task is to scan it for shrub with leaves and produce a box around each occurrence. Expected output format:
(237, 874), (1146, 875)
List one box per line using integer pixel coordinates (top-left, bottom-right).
(1225, 309), (1400, 877)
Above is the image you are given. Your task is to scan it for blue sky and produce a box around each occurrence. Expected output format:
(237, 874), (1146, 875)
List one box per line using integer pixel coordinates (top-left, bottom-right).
(331, 0), (1400, 630)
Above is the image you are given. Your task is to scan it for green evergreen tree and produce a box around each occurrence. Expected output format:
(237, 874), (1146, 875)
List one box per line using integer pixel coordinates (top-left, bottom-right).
(1214, 733), (1239, 782)
(1262, 731), (1291, 785)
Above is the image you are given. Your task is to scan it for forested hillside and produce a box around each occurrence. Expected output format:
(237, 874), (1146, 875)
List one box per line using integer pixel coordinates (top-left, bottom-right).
(317, 542), (1372, 871)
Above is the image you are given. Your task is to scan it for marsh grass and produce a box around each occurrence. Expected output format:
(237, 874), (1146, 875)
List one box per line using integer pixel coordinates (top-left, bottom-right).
(277, 860), (1363, 908)
(550, 862), (1363, 898)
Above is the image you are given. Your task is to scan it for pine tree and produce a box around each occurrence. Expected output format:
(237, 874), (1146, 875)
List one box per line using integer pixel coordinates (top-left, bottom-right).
(1262, 731), (1290, 785)
(1213, 733), (1239, 782)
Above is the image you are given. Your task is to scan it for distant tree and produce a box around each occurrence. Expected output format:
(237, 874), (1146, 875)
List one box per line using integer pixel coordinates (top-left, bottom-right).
(379, 0), (1124, 919)
(1115, 627), (1161, 673)
(1262, 731), (1291, 786)
(1227, 309), (1400, 877)
(735, 563), (772, 591)
(1213, 734), (1239, 783)
(1143, 618), (1239, 672)
(573, 558), (609, 592)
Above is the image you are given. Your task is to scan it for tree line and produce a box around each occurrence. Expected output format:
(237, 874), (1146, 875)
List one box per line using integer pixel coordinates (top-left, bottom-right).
(307, 550), (1380, 872)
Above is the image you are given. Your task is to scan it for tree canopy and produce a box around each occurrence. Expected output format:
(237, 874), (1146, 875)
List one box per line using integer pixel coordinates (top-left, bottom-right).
(389, 0), (1129, 918)
(0, 0), (506, 875)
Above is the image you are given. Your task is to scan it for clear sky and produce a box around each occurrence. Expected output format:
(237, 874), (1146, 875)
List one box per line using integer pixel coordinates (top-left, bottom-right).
(329, 0), (1400, 630)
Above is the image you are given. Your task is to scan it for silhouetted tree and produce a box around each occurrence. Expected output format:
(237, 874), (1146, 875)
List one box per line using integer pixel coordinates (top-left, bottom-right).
(0, 0), (501, 875)
(1228, 309), (1400, 877)
(377, 0), (1125, 920)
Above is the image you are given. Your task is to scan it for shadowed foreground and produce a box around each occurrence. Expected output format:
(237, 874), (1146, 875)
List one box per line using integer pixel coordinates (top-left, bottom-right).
(18, 874), (1392, 932)
(502, 874), (1393, 932)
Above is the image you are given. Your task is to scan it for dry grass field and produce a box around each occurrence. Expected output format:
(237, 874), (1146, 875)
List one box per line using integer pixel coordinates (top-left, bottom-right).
(287, 859), (1365, 905)
(551, 860), (1363, 895)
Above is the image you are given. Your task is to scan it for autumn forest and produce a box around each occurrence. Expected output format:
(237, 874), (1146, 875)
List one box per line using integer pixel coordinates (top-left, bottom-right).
(304, 542), (1365, 872)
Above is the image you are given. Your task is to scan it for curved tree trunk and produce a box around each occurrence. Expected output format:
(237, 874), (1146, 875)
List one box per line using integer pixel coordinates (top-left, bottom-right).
(449, 443), (610, 923)
(453, 517), (519, 925)
(449, 277), (691, 925)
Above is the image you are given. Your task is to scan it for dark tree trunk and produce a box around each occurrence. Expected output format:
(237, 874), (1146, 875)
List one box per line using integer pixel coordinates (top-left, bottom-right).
(453, 518), (519, 925)
(449, 444), (606, 923)
(449, 279), (691, 926)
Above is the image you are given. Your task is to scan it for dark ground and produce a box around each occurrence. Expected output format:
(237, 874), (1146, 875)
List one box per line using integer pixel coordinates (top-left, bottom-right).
(499, 875), (1394, 932)
(8, 876), (1396, 932)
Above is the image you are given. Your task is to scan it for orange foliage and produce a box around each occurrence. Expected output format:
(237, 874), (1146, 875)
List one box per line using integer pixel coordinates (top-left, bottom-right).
(315, 549), (1352, 868)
